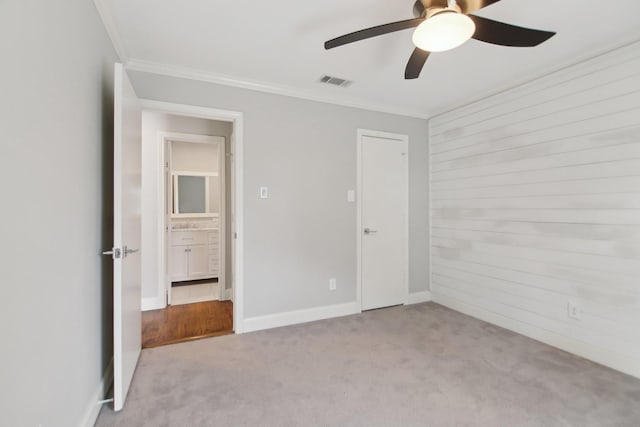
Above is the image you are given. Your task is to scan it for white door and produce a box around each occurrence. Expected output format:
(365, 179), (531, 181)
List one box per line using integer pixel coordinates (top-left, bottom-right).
(359, 132), (408, 311)
(111, 63), (142, 412)
(169, 245), (188, 281)
(188, 245), (208, 277)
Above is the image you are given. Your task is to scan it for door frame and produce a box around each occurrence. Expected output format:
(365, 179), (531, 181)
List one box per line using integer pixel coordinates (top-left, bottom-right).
(356, 128), (409, 311)
(142, 99), (246, 333)
(159, 132), (226, 305)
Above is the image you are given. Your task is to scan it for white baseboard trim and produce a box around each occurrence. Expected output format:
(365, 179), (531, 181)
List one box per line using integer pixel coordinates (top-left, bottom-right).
(141, 296), (165, 311)
(243, 301), (361, 333)
(225, 288), (233, 301)
(433, 294), (640, 380)
(80, 358), (113, 427)
(406, 291), (433, 305)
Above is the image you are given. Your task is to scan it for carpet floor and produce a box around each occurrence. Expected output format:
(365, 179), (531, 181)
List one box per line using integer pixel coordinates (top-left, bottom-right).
(96, 302), (640, 426)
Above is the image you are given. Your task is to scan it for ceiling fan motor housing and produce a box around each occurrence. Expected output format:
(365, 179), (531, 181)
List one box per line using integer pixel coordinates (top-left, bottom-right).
(425, 6), (462, 19)
(415, 0), (476, 17)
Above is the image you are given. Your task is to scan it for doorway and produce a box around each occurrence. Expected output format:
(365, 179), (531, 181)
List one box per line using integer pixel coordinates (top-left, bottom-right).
(163, 133), (226, 307)
(138, 103), (245, 346)
(357, 129), (409, 311)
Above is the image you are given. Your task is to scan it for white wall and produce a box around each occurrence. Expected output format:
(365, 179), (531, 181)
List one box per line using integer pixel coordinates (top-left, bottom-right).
(141, 112), (232, 307)
(0, 0), (119, 425)
(130, 72), (431, 320)
(429, 41), (640, 378)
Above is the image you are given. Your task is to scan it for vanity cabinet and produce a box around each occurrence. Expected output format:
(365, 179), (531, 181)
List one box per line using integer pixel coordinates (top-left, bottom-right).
(169, 229), (219, 282)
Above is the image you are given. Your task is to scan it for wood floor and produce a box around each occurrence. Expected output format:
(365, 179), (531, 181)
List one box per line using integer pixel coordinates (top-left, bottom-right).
(142, 300), (233, 348)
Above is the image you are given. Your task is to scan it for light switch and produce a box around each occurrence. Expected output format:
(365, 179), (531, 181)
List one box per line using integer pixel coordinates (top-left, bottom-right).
(347, 190), (355, 203)
(260, 186), (269, 199)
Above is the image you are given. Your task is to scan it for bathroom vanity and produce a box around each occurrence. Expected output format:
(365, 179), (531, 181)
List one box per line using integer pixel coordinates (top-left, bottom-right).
(169, 220), (220, 282)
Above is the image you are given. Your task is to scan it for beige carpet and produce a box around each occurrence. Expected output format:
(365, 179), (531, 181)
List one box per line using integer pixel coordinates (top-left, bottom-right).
(96, 303), (640, 426)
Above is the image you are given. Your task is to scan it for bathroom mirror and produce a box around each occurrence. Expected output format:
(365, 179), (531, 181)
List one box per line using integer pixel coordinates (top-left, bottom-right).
(172, 173), (219, 216)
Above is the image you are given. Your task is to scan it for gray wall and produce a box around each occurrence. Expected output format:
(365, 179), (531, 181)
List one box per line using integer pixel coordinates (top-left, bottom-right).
(130, 71), (430, 318)
(429, 41), (640, 378)
(0, 0), (118, 425)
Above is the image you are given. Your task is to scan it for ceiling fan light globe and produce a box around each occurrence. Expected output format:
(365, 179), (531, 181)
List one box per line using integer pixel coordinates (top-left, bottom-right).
(412, 12), (476, 52)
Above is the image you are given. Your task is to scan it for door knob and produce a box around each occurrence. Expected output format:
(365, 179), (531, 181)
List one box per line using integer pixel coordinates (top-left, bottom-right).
(363, 228), (378, 235)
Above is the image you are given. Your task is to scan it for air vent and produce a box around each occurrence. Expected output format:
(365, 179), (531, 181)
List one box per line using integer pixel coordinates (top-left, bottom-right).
(319, 75), (352, 88)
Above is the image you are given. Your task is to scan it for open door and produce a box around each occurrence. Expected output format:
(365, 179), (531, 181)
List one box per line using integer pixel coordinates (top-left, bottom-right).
(106, 63), (142, 411)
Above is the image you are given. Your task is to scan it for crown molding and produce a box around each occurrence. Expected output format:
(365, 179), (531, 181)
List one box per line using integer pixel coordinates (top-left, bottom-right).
(92, 0), (427, 119)
(125, 59), (430, 120)
(93, 0), (128, 61)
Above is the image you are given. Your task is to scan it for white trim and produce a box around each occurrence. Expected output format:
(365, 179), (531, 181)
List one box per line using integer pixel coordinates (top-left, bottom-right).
(225, 287), (233, 301)
(171, 170), (219, 176)
(80, 358), (113, 427)
(243, 302), (360, 333)
(406, 291), (433, 305)
(433, 294), (640, 380)
(141, 99), (245, 333)
(92, 0), (128, 61)
(356, 129), (410, 311)
(141, 296), (165, 312)
(156, 132), (224, 311)
(126, 59), (429, 120)
(218, 134), (227, 301)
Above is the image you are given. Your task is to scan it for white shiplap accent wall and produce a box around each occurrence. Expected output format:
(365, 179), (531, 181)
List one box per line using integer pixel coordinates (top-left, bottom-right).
(428, 41), (640, 378)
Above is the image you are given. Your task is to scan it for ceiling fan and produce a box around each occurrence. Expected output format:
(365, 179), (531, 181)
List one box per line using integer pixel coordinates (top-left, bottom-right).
(324, 0), (556, 79)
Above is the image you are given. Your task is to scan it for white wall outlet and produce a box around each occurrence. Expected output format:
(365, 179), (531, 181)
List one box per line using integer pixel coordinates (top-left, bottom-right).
(568, 301), (582, 320)
(329, 278), (337, 291)
(347, 190), (355, 203)
(259, 186), (269, 199)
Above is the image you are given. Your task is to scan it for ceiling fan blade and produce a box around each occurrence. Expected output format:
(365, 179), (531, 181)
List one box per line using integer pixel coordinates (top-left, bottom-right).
(325, 18), (424, 50)
(469, 15), (556, 47)
(405, 48), (430, 79)
(460, 0), (503, 14)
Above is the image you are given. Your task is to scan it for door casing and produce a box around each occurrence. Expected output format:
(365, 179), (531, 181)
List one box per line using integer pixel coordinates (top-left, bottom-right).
(161, 132), (226, 305)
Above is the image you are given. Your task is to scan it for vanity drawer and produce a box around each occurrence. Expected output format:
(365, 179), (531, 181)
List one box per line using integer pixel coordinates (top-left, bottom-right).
(172, 231), (207, 246)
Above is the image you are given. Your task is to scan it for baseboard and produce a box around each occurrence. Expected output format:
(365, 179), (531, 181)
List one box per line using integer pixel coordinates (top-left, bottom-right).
(80, 358), (113, 427)
(243, 301), (361, 333)
(141, 296), (165, 311)
(406, 291), (432, 305)
(433, 294), (640, 380)
(225, 288), (233, 301)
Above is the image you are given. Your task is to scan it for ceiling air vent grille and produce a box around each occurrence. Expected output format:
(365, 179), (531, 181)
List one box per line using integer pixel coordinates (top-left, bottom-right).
(319, 75), (352, 87)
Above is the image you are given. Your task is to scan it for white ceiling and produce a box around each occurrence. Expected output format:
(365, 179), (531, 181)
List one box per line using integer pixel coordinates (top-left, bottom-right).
(100, 0), (640, 118)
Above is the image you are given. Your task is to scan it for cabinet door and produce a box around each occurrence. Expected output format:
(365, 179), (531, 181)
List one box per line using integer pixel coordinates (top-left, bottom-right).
(169, 246), (188, 280)
(188, 245), (208, 277)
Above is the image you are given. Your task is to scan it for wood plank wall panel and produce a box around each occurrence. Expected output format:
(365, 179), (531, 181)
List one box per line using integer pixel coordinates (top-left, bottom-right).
(428, 42), (640, 378)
